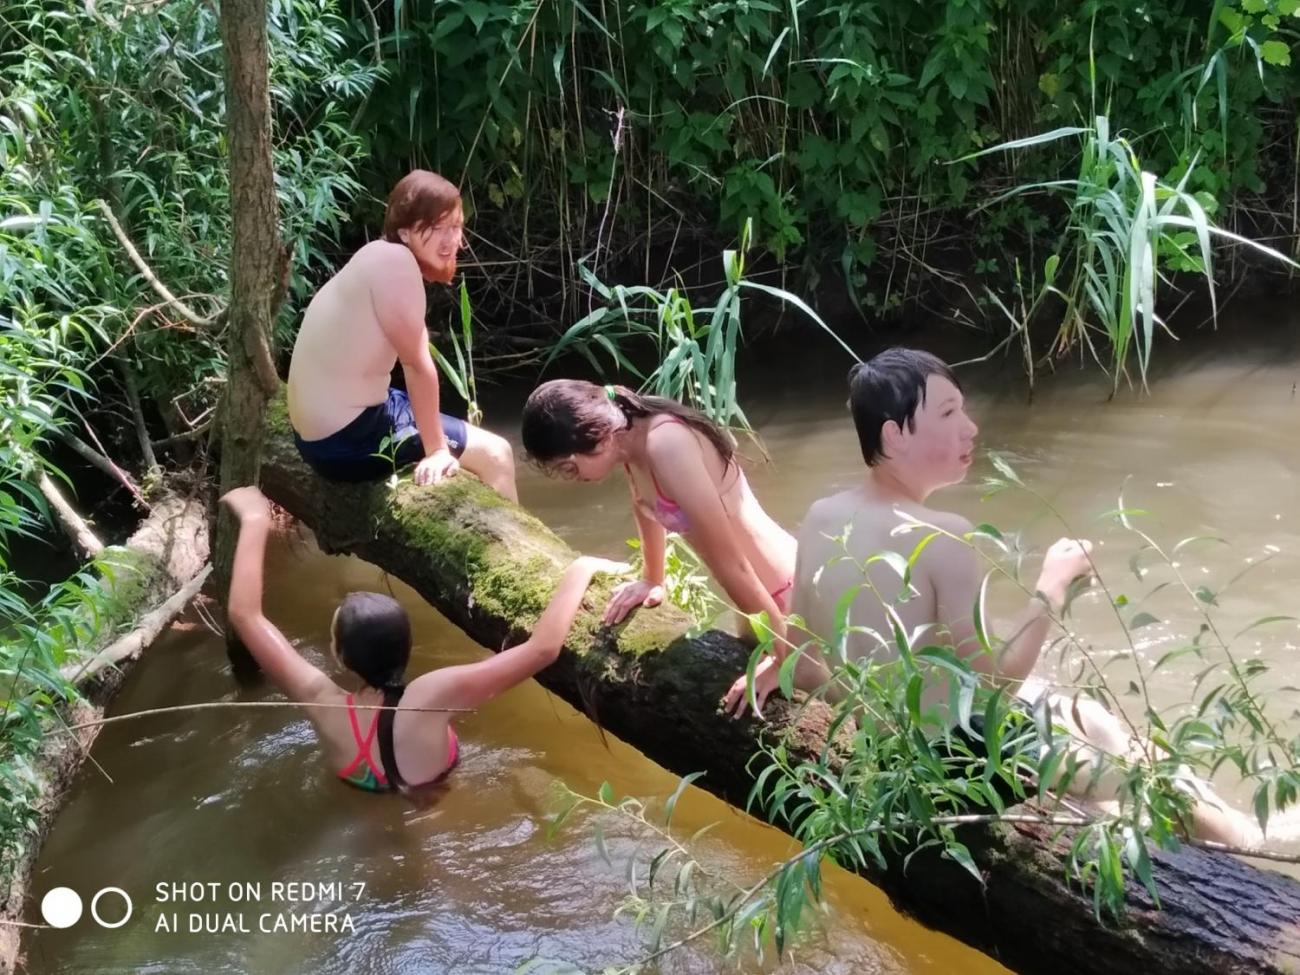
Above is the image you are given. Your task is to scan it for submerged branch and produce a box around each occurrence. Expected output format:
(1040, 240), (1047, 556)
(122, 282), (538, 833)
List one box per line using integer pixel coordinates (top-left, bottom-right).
(35, 470), (104, 558)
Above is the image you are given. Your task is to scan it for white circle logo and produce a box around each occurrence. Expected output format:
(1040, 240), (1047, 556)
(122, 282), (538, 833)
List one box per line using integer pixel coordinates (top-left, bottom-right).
(40, 887), (83, 928)
(90, 887), (133, 929)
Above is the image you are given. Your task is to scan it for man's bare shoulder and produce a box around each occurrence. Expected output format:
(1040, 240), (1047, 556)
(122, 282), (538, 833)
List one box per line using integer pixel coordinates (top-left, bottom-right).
(347, 239), (420, 277)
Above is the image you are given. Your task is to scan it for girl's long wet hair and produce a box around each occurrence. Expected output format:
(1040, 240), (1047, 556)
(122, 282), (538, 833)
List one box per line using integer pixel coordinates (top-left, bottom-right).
(521, 380), (735, 471)
(334, 591), (413, 791)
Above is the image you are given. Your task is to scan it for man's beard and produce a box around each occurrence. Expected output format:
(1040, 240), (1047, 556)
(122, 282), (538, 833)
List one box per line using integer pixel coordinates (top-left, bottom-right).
(412, 249), (454, 283)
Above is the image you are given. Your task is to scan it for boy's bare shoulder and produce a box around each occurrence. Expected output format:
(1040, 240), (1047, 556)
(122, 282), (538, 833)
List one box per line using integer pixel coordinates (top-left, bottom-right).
(911, 504), (974, 536)
(798, 488), (868, 546)
(803, 487), (863, 528)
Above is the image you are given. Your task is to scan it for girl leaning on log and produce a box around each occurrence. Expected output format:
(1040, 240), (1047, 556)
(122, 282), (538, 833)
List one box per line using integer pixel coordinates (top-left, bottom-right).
(521, 381), (810, 717)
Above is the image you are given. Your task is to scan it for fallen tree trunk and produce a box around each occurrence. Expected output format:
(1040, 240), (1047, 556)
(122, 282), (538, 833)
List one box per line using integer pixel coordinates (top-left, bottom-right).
(1, 492), (210, 975)
(258, 392), (1300, 975)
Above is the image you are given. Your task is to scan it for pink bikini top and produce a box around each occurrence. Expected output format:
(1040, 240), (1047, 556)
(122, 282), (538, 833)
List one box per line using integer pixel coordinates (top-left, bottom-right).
(625, 416), (750, 535)
(626, 462), (693, 534)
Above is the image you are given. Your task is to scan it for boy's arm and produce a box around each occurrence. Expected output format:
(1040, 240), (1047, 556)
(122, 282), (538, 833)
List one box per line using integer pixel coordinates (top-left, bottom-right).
(929, 519), (1091, 683)
(407, 557), (624, 711)
(221, 488), (332, 703)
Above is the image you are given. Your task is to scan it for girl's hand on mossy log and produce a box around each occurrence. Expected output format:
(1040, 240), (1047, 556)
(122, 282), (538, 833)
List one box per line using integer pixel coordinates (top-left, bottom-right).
(601, 579), (666, 625)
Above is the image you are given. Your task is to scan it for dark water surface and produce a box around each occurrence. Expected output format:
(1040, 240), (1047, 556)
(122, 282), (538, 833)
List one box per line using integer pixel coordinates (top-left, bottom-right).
(21, 300), (1300, 973)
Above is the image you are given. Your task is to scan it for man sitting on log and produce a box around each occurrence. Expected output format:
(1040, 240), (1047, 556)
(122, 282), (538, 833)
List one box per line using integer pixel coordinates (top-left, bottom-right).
(783, 346), (1287, 848)
(287, 170), (517, 500)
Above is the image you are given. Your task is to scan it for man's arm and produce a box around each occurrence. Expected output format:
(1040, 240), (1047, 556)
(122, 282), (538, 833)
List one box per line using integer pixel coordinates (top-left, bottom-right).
(370, 247), (451, 462)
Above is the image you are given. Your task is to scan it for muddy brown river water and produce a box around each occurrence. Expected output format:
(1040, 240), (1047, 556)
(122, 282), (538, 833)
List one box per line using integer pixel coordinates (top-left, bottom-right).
(20, 300), (1300, 973)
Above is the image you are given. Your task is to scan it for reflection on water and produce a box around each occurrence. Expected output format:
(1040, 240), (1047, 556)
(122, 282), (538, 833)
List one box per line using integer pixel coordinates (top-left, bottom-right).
(23, 299), (1300, 971)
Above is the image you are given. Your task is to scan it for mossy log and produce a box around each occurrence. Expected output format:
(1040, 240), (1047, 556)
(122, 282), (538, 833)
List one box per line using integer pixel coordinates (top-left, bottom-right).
(259, 392), (1300, 975)
(2, 492), (210, 975)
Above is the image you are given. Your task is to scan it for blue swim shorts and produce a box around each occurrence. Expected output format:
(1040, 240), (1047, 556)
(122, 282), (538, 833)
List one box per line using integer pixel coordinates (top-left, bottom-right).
(293, 388), (468, 483)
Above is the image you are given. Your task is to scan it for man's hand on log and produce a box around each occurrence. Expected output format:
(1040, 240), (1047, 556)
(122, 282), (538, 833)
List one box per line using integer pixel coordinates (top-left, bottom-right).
(415, 448), (460, 487)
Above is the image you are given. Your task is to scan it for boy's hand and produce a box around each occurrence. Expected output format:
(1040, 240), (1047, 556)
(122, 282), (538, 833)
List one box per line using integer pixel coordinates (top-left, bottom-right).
(1039, 537), (1094, 607)
(220, 486), (270, 522)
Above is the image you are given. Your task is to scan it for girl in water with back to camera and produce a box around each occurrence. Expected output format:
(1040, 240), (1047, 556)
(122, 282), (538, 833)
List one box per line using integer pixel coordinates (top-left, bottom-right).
(221, 485), (623, 795)
(520, 381), (805, 716)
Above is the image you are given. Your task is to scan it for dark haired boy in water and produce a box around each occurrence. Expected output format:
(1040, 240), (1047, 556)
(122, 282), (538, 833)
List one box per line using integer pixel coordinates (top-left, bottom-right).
(761, 347), (1284, 847)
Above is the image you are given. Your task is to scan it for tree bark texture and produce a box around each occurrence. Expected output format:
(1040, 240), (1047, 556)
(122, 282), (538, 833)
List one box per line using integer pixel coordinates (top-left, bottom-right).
(257, 391), (1300, 975)
(214, 0), (281, 600)
(1, 494), (210, 975)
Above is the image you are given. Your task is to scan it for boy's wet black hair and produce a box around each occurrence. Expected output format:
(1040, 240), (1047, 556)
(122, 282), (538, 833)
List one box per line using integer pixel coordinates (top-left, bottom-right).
(848, 348), (961, 466)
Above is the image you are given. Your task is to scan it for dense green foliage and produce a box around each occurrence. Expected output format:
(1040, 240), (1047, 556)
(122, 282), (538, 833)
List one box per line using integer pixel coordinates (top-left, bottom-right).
(0, 0), (371, 884)
(3, 0), (1297, 486)
(360, 0), (1298, 312)
(2, 0), (1298, 940)
(1, 0), (371, 482)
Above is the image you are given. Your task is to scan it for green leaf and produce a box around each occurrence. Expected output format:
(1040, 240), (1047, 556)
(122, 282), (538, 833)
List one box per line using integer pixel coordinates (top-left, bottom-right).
(1235, 615), (1297, 639)
(663, 771), (705, 827)
(648, 902), (672, 951)
(593, 823), (611, 865)
(970, 522), (1007, 550)
(944, 840), (983, 885)
(598, 781), (615, 805)
(1129, 611), (1161, 630)
(1260, 40), (1292, 67)
(972, 571), (994, 653)
(988, 453), (1023, 485)
(1254, 781), (1271, 834)
(778, 647), (800, 699)
(1172, 534), (1227, 555)
(648, 849), (670, 888)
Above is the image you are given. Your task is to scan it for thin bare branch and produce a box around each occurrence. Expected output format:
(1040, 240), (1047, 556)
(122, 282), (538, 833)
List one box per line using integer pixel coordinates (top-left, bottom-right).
(35, 471), (104, 558)
(95, 199), (223, 329)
